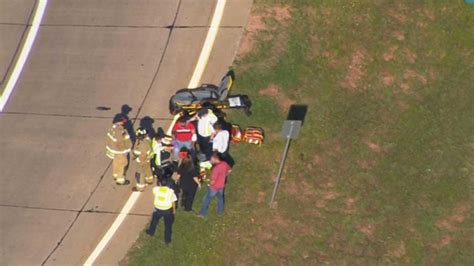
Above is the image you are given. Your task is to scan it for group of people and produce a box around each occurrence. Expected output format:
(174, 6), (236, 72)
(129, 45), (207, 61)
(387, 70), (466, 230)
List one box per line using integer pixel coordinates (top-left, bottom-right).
(105, 107), (233, 244)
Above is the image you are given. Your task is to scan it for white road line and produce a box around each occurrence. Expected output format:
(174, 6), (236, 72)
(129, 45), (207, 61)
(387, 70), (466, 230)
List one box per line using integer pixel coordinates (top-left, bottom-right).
(83, 192), (140, 266)
(84, 1), (227, 265)
(187, 0), (227, 88)
(0, 0), (48, 112)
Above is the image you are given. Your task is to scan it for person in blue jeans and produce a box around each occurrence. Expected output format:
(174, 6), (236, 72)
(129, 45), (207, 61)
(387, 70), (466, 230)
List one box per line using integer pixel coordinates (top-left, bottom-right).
(199, 153), (231, 217)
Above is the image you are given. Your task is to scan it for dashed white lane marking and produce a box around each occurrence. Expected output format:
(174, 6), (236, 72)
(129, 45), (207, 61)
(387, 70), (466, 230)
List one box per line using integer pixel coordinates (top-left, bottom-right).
(0, 0), (48, 112)
(84, 1), (227, 265)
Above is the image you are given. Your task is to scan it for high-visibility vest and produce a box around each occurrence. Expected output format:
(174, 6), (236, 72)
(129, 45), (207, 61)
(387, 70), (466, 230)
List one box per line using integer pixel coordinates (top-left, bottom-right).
(151, 138), (163, 165)
(153, 186), (174, 210)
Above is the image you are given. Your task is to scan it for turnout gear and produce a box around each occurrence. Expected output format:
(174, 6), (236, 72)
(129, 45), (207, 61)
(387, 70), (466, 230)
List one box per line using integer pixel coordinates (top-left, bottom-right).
(133, 133), (153, 190)
(106, 123), (132, 185)
(136, 127), (147, 138)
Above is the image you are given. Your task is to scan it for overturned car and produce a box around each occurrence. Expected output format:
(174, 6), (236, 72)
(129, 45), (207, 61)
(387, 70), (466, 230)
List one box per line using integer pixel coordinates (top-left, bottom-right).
(169, 71), (252, 116)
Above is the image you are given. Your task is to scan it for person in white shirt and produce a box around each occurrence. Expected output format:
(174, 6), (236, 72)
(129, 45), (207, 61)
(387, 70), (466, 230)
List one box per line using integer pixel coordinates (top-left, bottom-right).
(193, 108), (218, 160)
(212, 122), (229, 154)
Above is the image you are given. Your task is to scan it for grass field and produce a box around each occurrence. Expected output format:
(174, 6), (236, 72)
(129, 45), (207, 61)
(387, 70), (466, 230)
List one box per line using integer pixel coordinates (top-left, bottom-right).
(127, 1), (474, 264)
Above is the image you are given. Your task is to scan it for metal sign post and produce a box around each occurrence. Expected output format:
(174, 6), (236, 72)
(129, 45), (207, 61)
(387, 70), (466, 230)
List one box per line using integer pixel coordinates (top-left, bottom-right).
(269, 120), (302, 206)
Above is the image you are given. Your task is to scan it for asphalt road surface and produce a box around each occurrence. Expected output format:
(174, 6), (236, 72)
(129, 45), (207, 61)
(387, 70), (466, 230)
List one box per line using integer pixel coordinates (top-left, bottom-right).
(0, 0), (252, 264)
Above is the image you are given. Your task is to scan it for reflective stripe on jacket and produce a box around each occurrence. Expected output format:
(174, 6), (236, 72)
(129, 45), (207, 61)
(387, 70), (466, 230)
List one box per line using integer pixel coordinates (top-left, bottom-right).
(133, 137), (152, 164)
(106, 124), (132, 157)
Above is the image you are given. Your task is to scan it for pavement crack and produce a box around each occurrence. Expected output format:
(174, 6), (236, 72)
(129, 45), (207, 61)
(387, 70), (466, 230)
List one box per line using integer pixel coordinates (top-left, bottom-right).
(41, 161), (112, 265)
(40, 1), (183, 264)
(0, 2), (36, 85)
(133, 0), (183, 122)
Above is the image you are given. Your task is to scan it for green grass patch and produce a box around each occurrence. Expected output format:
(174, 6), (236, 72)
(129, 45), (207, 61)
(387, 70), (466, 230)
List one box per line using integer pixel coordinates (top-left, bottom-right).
(127, 0), (474, 264)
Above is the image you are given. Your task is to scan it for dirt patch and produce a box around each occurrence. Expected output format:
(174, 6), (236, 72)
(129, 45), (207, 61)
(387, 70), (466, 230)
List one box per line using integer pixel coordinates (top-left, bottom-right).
(322, 191), (340, 200)
(366, 141), (382, 152)
(313, 154), (323, 165)
(272, 5), (291, 21)
(259, 84), (294, 111)
(424, 9), (436, 21)
(258, 84), (279, 96)
(387, 7), (408, 23)
(381, 70), (395, 86)
(344, 197), (357, 214)
(283, 181), (299, 197)
(239, 4), (292, 57)
(257, 191), (266, 204)
(383, 45), (398, 61)
(393, 31), (405, 41)
(356, 224), (375, 237)
(432, 235), (453, 250)
(404, 69), (427, 85)
(239, 14), (265, 56)
(400, 82), (411, 94)
(342, 50), (366, 90)
(357, 159), (375, 170)
(436, 202), (471, 231)
(404, 49), (417, 64)
(386, 241), (406, 258)
(258, 231), (274, 242)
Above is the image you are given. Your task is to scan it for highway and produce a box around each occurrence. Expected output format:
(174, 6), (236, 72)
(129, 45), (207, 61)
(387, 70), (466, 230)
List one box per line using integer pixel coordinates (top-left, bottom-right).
(0, 0), (252, 264)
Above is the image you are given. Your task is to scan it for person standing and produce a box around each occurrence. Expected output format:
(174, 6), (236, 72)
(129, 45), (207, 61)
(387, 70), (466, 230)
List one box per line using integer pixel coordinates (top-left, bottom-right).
(106, 114), (132, 185)
(172, 116), (197, 161)
(198, 153), (231, 217)
(192, 108), (217, 160)
(132, 128), (153, 191)
(176, 154), (201, 211)
(146, 178), (177, 244)
(151, 130), (175, 183)
(211, 122), (229, 155)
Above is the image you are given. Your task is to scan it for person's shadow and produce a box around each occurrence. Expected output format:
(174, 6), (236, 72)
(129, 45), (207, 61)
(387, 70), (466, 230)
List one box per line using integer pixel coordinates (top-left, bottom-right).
(139, 116), (155, 138)
(120, 104), (136, 143)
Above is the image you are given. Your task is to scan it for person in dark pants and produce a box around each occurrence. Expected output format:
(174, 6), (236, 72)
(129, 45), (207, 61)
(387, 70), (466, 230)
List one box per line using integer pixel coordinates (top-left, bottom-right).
(176, 154), (201, 211)
(146, 178), (177, 244)
(190, 108), (218, 160)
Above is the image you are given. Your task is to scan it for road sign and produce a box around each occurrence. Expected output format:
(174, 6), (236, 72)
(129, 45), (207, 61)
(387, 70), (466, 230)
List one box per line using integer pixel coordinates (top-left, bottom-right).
(282, 120), (302, 139)
(270, 116), (306, 207)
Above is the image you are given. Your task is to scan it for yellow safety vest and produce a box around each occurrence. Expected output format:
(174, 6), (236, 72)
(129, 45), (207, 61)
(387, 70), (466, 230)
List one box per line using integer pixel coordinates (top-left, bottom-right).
(153, 186), (174, 210)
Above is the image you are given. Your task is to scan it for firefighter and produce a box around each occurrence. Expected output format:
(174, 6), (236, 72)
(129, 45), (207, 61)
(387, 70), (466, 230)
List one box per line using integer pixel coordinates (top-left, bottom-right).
(132, 127), (153, 191)
(106, 114), (133, 185)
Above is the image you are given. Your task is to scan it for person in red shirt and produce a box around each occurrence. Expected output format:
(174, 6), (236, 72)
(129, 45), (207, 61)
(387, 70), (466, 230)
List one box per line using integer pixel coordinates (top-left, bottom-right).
(172, 116), (196, 161)
(198, 152), (231, 217)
